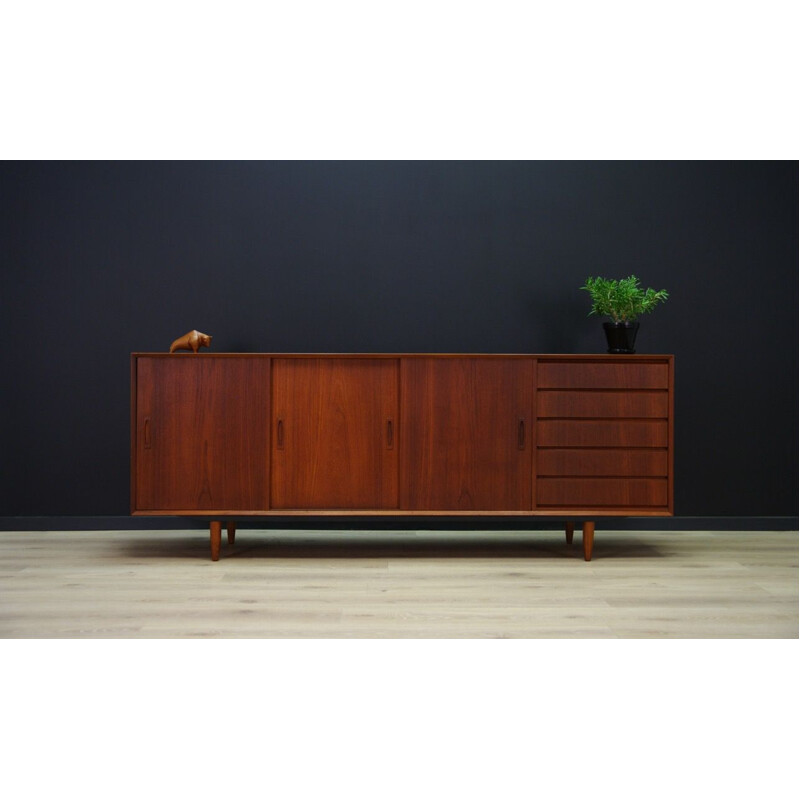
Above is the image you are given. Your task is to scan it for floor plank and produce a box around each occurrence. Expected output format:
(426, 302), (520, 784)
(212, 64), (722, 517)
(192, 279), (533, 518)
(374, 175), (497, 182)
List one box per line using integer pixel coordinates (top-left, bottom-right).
(0, 529), (796, 638)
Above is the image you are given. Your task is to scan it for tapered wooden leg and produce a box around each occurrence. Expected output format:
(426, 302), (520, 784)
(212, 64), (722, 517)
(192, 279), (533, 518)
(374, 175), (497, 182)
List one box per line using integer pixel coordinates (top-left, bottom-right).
(210, 520), (222, 561)
(565, 521), (574, 546)
(582, 520), (595, 562)
(227, 521), (236, 545)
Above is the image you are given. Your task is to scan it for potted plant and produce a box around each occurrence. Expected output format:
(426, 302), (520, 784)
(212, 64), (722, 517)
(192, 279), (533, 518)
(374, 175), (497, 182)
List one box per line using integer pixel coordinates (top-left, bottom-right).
(580, 275), (669, 353)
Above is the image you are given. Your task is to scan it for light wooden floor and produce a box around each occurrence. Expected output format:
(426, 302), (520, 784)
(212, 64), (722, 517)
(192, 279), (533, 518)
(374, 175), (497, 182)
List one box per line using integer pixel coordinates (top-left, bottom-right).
(0, 528), (796, 638)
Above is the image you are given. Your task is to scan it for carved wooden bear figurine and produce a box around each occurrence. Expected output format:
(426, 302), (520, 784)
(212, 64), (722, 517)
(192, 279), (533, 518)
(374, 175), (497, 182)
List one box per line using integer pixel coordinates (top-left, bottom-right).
(169, 330), (212, 353)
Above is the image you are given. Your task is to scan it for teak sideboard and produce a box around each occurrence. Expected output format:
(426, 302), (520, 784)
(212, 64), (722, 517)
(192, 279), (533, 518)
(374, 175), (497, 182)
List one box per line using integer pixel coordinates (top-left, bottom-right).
(130, 353), (674, 560)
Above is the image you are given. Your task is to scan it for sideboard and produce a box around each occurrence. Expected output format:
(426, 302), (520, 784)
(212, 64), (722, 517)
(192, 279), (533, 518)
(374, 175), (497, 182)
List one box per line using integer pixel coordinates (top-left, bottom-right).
(131, 353), (674, 560)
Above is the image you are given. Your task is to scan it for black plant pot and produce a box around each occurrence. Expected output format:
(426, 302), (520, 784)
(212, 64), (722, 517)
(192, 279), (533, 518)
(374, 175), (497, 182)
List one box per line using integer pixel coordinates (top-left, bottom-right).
(603, 321), (640, 354)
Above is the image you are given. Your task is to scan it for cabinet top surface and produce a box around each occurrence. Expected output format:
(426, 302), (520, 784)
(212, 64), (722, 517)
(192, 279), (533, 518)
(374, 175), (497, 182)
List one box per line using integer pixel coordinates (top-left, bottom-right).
(132, 352), (674, 360)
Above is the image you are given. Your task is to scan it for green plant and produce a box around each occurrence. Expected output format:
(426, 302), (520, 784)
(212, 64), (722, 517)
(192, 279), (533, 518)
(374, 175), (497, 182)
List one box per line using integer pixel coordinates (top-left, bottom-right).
(580, 275), (669, 323)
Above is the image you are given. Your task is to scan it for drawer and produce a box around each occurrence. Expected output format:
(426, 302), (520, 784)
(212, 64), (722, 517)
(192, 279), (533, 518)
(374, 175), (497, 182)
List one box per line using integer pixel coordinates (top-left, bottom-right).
(537, 420), (668, 448)
(537, 390), (668, 418)
(537, 448), (668, 477)
(537, 478), (669, 508)
(538, 361), (669, 389)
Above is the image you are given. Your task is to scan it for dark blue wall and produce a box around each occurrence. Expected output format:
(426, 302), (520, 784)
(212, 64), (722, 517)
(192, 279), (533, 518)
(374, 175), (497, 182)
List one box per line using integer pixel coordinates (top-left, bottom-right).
(1, 161), (797, 518)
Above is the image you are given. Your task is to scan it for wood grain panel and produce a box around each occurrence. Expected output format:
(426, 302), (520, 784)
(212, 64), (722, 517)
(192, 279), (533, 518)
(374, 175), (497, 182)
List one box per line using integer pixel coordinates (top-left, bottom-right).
(401, 358), (533, 510)
(537, 361), (669, 389)
(131, 352), (675, 521)
(271, 359), (398, 509)
(135, 357), (270, 511)
(537, 449), (668, 477)
(537, 390), (668, 418)
(538, 478), (668, 507)
(538, 420), (668, 448)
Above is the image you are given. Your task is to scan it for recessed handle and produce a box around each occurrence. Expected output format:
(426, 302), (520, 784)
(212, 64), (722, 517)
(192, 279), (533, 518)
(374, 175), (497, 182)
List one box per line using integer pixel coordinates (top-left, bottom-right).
(517, 418), (526, 450)
(277, 418), (284, 449)
(144, 417), (152, 449)
(387, 419), (394, 449)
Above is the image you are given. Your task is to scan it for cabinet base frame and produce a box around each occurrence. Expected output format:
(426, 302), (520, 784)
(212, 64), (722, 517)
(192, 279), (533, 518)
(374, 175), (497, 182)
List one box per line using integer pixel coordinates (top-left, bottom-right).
(207, 518), (597, 561)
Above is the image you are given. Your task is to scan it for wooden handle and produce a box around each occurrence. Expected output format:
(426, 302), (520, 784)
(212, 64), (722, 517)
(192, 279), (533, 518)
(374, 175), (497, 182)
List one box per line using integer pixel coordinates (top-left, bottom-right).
(517, 418), (525, 450)
(277, 419), (284, 449)
(144, 417), (152, 449)
(387, 419), (394, 449)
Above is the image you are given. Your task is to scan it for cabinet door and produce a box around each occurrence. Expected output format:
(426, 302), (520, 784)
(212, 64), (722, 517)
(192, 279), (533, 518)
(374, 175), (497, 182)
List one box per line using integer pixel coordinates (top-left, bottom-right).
(271, 358), (399, 509)
(401, 358), (534, 510)
(134, 357), (270, 511)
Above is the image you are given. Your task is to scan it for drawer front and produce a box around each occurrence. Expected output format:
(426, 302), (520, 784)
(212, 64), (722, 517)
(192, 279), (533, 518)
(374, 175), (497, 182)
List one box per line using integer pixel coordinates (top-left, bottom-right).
(537, 420), (668, 448)
(538, 361), (669, 389)
(537, 390), (668, 418)
(537, 449), (668, 477)
(538, 478), (668, 508)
